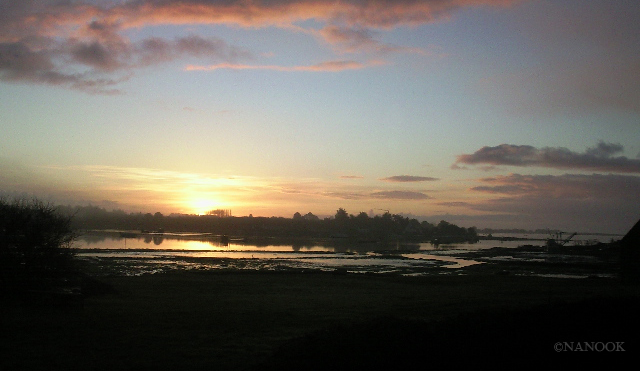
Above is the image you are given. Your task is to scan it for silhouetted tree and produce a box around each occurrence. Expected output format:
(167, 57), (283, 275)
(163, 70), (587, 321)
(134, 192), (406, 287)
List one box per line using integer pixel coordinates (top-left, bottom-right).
(353, 212), (369, 229)
(303, 212), (319, 221)
(207, 209), (232, 218)
(0, 198), (76, 295)
(335, 208), (349, 221)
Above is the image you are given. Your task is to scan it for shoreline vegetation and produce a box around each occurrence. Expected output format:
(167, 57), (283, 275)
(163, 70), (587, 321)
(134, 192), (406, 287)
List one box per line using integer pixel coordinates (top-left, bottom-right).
(63, 205), (482, 245)
(62, 205), (624, 252)
(3, 199), (638, 369)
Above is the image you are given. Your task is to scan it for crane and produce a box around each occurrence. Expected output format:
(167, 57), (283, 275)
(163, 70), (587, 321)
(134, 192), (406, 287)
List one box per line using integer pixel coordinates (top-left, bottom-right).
(546, 231), (577, 248)
(560, 232), (577, 246)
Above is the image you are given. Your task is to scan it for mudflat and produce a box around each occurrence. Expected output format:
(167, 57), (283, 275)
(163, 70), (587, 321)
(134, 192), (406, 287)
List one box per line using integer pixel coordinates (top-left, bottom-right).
(3, 264), (638, 370)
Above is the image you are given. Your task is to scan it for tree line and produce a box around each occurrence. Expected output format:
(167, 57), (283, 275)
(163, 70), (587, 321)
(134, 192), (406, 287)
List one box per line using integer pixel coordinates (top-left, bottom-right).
(58, 205), (478, 243)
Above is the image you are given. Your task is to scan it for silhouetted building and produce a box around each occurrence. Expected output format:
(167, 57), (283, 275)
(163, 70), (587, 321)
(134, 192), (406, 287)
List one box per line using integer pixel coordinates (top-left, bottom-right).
(620, 218), (640, 282)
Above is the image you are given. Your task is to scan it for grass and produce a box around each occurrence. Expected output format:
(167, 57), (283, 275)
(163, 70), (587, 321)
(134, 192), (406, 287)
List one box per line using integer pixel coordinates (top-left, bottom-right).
(2, 270), (639, 370)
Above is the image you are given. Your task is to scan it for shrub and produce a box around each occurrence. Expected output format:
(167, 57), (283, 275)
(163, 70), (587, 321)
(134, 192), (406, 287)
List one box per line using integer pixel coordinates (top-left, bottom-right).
(0, 198), (76, 294)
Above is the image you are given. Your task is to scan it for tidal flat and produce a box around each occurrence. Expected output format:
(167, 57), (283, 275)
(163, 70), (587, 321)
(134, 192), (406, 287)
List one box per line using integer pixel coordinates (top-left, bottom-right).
(2, 248), (638, 370)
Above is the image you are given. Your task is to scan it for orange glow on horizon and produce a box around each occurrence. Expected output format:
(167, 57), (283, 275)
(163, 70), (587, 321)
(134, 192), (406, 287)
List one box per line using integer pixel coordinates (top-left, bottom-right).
(188, 198), (223, 216)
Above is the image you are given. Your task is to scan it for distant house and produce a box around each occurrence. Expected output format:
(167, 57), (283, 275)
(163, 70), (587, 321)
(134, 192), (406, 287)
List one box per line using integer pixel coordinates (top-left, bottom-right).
(620, 218), (640, 282)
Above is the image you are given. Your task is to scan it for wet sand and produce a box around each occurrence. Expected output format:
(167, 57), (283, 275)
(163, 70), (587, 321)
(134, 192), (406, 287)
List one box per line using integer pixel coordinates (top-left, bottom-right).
(2, 245), (638, 370)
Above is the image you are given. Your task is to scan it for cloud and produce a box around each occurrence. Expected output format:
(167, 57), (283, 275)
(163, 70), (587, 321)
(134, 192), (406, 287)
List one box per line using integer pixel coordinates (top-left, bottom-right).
(340, 175), (364, 179)
(0, 41), (126, 94)
(0, 33), (247, 93)
(322, 191), (367, 200)
(470, 173), (640, 199)
(0, 1), (519, 47)
(317, 25), (429, 55)
(135, 35), (252, 66)
(185, 59), (384, 72)
(102, 0), (518, 30)
(454, 142), (640, 173)
(69, 40), (123, 71)
(319, 26), (377, 52)
(435, 201), (472, 207)
(380, 175), (439, 182)
(469, 195), (638, 235)
(0, 0), (516, 92)
(370, 190), (431, 200)
(465, 173), (640, 233)
(322, 189), (432, 200)
(585, 142), (623, 158)
(0, 42), (53, 78)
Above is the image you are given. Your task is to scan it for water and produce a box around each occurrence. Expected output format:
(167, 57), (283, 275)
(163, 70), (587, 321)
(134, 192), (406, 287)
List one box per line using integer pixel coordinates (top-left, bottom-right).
(74, 231), (620, 277)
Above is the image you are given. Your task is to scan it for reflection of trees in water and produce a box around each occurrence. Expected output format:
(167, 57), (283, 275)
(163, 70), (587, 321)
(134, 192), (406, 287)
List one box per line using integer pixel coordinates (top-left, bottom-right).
(142, 235), (164, 245)
(328, 241), (421, 254)
(292, 243), (314, 251)
(267, 240), (423, 253)
(205, 240), (229, 248)
(77, 234), (110, 245)
(78, 232), (424, 253)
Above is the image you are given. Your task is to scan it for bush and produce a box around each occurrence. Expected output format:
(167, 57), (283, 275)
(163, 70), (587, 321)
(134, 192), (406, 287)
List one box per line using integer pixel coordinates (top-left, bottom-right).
(0, 198), (76, 294)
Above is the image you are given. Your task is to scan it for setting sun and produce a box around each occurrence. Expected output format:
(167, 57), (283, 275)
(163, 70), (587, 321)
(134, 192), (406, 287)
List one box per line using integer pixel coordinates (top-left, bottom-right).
(189, 198), (222, 216)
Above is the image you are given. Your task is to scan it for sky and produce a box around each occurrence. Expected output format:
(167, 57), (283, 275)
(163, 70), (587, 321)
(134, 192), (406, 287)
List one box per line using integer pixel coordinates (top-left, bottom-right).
(1, 0), (639, 234)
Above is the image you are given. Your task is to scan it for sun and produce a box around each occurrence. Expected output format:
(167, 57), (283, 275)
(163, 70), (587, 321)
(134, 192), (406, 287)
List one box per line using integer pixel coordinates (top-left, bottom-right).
(190, 198), (221, 215)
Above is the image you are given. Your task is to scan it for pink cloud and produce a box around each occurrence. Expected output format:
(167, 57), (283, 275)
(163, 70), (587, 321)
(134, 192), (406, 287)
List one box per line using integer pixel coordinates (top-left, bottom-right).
(104, 0), (518, 30)
(0, 0), (517, 92)
(185, 59), (384, 72)
(317, 25), (429, 55)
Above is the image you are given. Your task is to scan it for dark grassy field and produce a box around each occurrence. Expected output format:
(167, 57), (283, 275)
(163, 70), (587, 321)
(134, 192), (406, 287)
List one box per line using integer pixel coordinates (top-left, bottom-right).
(2, 267), (638, 370)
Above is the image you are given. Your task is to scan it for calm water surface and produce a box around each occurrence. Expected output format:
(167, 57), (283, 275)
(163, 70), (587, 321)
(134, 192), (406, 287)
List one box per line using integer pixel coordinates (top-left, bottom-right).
(74, 231), (617, 276)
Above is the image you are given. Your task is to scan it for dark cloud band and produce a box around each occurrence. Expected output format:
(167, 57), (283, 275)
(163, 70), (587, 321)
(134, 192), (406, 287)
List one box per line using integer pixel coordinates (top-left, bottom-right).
(454, 142), (640, 173)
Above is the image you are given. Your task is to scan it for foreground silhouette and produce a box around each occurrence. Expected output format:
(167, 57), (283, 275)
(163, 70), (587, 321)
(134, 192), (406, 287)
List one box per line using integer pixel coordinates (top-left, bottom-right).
(0, 198), (76, 297)
(620, 217), (640, 282)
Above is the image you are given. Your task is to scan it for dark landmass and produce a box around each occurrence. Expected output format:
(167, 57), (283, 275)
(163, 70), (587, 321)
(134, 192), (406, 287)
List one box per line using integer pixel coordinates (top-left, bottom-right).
(259, 294), (638, 369)
(3, 241), (638, 370)
(478, 227), (623, 237)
